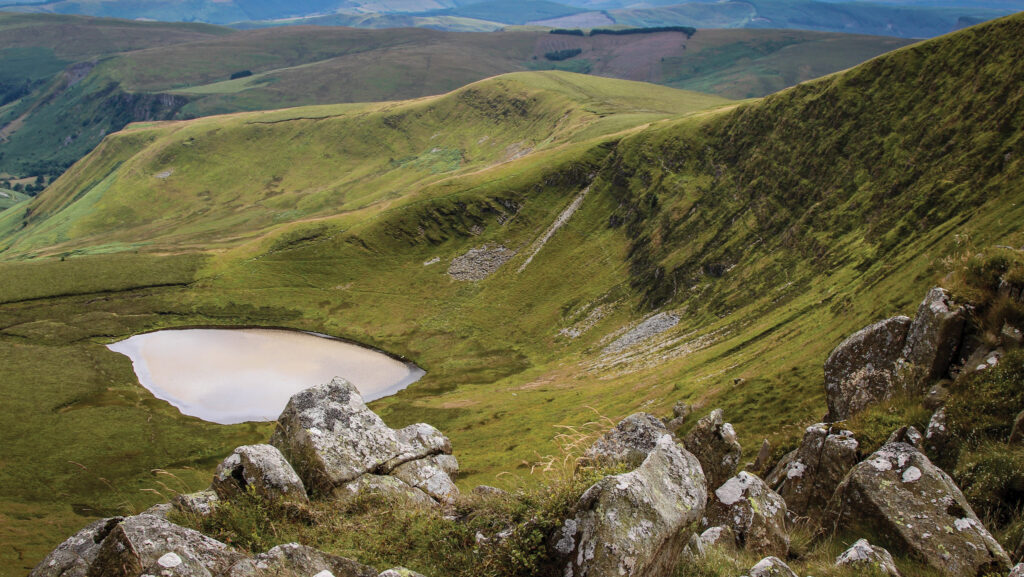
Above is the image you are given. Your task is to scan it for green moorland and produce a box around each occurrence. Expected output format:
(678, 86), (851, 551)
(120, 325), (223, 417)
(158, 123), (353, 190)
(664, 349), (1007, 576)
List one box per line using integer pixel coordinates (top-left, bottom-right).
(1, 12), (1023, 577)
(0, 13), (910, 182)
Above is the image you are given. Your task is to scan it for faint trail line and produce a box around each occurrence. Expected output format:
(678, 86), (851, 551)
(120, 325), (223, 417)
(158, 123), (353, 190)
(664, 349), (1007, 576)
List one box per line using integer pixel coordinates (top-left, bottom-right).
(517, 185), (589, 273)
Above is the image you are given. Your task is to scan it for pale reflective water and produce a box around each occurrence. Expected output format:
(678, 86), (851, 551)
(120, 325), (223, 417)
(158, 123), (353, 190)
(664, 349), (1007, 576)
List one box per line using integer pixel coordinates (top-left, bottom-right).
(107, 328), (424, 424)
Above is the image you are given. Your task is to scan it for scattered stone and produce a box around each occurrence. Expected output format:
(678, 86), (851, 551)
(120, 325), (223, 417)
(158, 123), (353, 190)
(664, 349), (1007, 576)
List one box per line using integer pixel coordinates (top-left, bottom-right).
(835, 538), (900, 576)
(552, 435), (707, 577)
(447, 245), (515, 281)
(705, 471), (789, 557)
(774, 423), (858, 520)
(748, 556), (797, 577)
(334, 474), (436, 507)
(682, 408), (743, 492)
(212, 444), (307, 502)
(824, 316), (911, 420)
(603, 312), (679, 354)
(472, 485), (507, 497)
(753, 439), (773, 472)
(700, 526), (736, 550)
(829, 442), (1011, 577)
(378, 568), (427, 577)
(390, 454), (459, 503)
(28, 517), (123, 577)
(232, 542), (378, 577)
(664, 401), (691, 433)
(923, 383), (949, 410)
(173, 489), (220, 517)
(886, 425), (923, 450)
(925, 408), (950, 454)
(585, 412), (668, 467)
(901, 287), (966, 384)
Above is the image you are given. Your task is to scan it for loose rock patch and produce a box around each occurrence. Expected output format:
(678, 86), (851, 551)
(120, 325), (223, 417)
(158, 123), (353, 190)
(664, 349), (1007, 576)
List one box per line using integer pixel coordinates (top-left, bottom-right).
(447, 245), (515, 281)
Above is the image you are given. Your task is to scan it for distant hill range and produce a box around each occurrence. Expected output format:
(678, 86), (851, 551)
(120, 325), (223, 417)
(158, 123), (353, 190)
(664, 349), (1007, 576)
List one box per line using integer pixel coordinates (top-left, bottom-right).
(0, 0), (1021, 37)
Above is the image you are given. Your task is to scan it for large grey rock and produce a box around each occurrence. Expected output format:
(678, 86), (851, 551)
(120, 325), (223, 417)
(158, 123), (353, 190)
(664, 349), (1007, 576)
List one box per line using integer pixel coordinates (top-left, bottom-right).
(925, 408), (950, 454)
(824, 316), (911, 420)
(682, 408), (742, 491)
(173, 490), (219, 517)
(748, 556), (797, 577)
(774, 423), (858, 520)
(381, 423), (452, 471)
(334, 474), (436, 506)
(699, 526), (735, 550)
(705, 472), (789, 558)
(389, 454), (459, 503)
(765, 449), (798, 489)
(585, 412), (669, 467)
(664, 402), (691, 433)
(212, 444), (307, 502)
(88, 514), (247, 577)
(227, 542), (378, 577)
(829, 442), (1011, 577)
(901, 288), (965, 383)
(29, 517), (123, 577)
(835, 539), (900, 576)
(552, 435), (707, 577)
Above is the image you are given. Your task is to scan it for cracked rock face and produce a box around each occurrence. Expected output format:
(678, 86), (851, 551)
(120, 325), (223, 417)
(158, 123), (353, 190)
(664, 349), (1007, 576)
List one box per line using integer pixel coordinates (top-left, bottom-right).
(773, 423), (858, 520)
(705, 472), (789, 558)
(334, 474), (437, 507)
(829, 442), (1011, 577)
(553, 435), (707, 577)
(682, 408), (742, 493)
(824, 316), (911, 420)
(901, 287), (965, 384)
(585, 412), (669, 468)
(212, 444), (307, 502)
(835, 539), (900, 576)
(390, 454), (459, 503)
(29, 517), (124, 577)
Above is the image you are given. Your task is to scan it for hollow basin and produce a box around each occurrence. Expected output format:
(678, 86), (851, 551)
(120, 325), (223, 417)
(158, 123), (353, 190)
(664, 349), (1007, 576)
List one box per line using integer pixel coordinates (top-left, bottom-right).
(106, 328), (424, 425)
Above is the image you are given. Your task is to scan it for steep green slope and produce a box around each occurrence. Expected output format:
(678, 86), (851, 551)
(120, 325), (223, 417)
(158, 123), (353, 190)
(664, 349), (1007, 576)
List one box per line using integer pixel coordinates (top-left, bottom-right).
(2, 13), (1023, 576)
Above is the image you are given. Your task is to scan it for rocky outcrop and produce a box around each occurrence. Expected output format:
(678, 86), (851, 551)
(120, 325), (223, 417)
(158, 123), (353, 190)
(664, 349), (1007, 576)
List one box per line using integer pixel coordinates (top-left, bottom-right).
(748, 556), (797, 577)
(552, 435), (707, 577)
(699, 526), (735, 550)
(29, 517), (123, 577)
(901, 288), (966, 384)
(585, 412), (669, 467)
(664, 402), (691, 433)
(824, 316), (911, 420)
(212, 444), (307, 502)
(704, 472), (789, 558)
(925, 408), (949, 453)
(227, 542), (378, 577)
(682, 409), (742, 491)
(447, 245), (515, 281)
(829, 442), (1011, 577)
(334, 474), (436, 506)
(772, 423), (858, 520)
(835, 539), (900, 576)
(174, 490), (220, 517)
(269, 378), (456, 501)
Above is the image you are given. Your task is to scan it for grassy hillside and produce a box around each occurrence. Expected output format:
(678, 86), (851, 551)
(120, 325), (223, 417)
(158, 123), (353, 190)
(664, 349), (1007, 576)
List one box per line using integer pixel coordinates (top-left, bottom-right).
(3, 12), (1023, 575)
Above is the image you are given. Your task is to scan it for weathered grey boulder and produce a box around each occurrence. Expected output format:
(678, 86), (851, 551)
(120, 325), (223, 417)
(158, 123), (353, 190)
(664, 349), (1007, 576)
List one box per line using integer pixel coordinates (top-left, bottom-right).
(835, 539), (900, 576)
(682, 408), (742, 491)
(88, 514), (247, 577)
(378, 569), (427, 577)
(29, 517), (123, 577)
(664, 402), (691, 433)
(699, 526), (736, 550)
(925, 408), (950, 454)
(552, 435), (707, 577)
(824, 316), (911, 420)
(585, 412), (669, 467)
(381, 423), (453, 471)
(390, 454), (459, 503)
(143, 502), (174, 519)
(901, 288), (965, 383)
(1009, 410), (1024, 445)
(774, 424), (858, 520)
(829, 442), (1011, 577)
(765, 449), (798, 489)
(748, 556), (797, 577)
(705, 472), (789, 557)
(212, 444), (307, 502)
(173, 489), (219, 517)
(752, 439), (772, 472)
(227, 542), (378, 577)
(334, 474), (436, 506)
(886, 425), (923, 450)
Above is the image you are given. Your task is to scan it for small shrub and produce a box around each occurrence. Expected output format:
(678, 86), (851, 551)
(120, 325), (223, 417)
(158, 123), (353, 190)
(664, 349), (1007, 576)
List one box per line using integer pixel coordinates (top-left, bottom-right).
(955, 443), (1024, 525)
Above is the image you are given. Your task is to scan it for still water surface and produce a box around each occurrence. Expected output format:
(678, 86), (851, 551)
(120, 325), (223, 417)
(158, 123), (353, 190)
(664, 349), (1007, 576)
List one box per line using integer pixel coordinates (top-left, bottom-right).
(107, 328), (424, 424)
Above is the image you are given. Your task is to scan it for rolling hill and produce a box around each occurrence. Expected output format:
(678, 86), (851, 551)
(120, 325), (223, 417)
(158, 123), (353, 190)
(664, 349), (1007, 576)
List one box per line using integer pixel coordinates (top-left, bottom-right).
(1, 11), (1023, 576)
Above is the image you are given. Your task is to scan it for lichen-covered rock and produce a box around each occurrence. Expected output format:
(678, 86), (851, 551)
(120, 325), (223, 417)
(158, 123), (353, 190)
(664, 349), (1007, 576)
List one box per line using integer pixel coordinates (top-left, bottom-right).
(925, 408), (950, 454)
(29, 517), (123, 577)
(227, 542), (378, 577)
(665, 402), (691, 433)
(1011, 562), (1024, 577)
(901, 288), (966, 383)
(835, 539), (900, 576)
(381, 423), (453, 471)
(774, 424), (858, 520)
(389, 454), (459, 503)
(682, 408), (742, 491)
(173, 489), (219, 517)
(212, 444), (307, 502)
(829, 442), (1011, 577)
(705, 472), (789, 557)
(585, 413), (669, 467)
(765, 449), (798, 489)
(699, 526), (736, 550)
(378, 568), (427, 577)
(88, 514), (247, 577)
(334, 474), (436, 506)
(748, 556), (797, 577)
(824, 316), (911, 420)
(886, 425), (923, 450)
(552, 435), (707, 577)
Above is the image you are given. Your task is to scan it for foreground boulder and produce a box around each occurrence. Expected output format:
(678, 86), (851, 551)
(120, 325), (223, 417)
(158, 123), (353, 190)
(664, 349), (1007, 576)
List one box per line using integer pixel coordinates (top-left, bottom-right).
(748, 557), (797, 577)
(585, 412), (669, 467)
(29, 517), (123, 577)
(212, 444), (307, 502)
(773, 423), (858, 520)
(682, 408), (742, 491)
(901, 287), (966, 384)
(704, 472), (789, 558)
(227, 542), (377, 577)
(174, 490), (220, 517)
(552, 435), (707, 577)
(390, 454), (460, 503)
(829, 442), (1011, 576)
(835, 539), (900, 576)
(335, 474), (436, 506)
(824, 316), (911, 420)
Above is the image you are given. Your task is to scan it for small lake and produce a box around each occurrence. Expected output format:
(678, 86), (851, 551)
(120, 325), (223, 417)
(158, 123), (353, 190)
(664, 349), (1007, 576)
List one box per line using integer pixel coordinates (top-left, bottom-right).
(107, 328), (424, 425)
